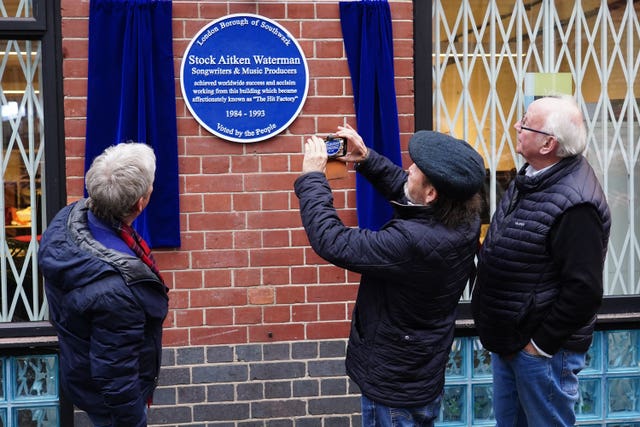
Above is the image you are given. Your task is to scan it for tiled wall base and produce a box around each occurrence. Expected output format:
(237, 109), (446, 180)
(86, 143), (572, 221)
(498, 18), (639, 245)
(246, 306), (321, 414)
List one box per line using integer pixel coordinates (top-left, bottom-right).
(40, 330), (640, 426)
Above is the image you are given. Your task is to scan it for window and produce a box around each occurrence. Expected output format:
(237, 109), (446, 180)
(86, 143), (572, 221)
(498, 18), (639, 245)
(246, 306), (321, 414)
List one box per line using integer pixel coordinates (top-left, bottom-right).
(0, 0), (65, 325)
(419, 1), (640, 309)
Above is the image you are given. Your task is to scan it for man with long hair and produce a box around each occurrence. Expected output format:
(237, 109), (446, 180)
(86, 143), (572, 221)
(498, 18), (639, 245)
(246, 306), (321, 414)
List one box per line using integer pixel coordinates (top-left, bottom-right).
(295, 124), (485, 426)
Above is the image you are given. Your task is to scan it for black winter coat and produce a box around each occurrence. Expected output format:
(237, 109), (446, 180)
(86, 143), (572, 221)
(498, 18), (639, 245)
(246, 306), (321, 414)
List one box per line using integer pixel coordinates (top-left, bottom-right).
(294, 150), (480, 407)
(38, 200), (169, 427)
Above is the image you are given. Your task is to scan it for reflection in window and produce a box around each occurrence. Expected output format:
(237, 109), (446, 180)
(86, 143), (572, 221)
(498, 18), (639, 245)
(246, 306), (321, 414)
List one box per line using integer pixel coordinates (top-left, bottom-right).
(433, 0), (640, 297)
(0, 39), (45, 322)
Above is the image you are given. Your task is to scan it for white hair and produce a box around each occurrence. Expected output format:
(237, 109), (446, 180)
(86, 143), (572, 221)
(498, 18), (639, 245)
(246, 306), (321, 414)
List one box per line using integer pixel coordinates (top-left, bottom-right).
(85, 142), (156, 222)
(542, 95), (587, 157)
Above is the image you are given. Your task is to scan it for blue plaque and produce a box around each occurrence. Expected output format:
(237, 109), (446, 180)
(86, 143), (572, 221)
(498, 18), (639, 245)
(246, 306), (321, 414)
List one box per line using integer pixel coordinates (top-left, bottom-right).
(180, 14), (309, 143)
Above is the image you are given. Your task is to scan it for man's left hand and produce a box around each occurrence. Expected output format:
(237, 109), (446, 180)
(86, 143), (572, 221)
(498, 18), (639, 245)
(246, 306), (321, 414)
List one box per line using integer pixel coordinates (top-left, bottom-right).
(523, 341), (540, 356)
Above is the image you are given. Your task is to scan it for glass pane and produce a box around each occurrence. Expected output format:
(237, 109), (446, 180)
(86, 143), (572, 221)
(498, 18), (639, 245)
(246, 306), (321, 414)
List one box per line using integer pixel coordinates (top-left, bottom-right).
(12, 356), (57, 400)
(446, 337), (464, 377)
(0, 0), (33, 19)
(472, 337), (492, 378)
(0, 358), (3, 401)
(576, 378), (601, 418)
(608, 378), (640, 416)
(440, 385), (466, 423)
(14, 406), (58, 427)
(584, 332), (602, 374)
(472, 384), (494, 422)
(0, 39), (45, 322)
(607, 330), (640, 371)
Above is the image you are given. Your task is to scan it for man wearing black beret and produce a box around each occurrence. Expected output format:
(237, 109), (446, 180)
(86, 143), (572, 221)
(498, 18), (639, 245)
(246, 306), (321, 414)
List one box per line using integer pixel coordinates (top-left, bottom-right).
(294, 123), (485, 427)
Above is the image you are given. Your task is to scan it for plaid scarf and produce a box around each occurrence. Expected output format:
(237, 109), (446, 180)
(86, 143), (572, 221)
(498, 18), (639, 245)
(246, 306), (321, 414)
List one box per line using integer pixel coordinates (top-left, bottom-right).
(116, 221), (164, 283)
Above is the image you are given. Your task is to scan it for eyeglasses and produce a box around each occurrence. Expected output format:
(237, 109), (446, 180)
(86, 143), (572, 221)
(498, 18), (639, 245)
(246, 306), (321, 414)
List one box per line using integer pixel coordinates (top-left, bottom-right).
(518, 114), (554, 137)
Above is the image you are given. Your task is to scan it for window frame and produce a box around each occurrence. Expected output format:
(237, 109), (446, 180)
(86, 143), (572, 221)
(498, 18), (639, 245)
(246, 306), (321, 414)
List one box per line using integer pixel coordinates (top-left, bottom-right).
(0, 0), (46, 34)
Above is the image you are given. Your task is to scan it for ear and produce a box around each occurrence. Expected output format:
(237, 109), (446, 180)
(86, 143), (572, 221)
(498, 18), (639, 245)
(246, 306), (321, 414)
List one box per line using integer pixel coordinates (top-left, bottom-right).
(134, 196), (146, 215)
(424, 185), (438, 204)
(540, 136), (558, 155)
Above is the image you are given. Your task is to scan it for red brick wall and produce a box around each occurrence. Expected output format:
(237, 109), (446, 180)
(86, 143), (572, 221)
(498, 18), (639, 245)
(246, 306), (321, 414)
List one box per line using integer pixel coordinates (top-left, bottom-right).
(60, 0), (414, 347)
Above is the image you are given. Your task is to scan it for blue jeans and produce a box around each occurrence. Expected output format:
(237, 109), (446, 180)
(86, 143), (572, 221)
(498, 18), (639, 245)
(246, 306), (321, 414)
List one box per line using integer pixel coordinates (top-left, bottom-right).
(491, 349), (585, 427)
(360, 394), (442, 427)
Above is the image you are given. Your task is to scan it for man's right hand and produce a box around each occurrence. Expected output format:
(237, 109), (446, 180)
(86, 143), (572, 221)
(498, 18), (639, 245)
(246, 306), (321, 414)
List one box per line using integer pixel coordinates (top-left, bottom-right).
(336, 123), (369, 163)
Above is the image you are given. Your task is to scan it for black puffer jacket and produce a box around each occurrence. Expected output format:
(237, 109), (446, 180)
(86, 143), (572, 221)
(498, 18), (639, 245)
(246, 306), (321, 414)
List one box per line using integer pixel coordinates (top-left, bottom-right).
(472, 155), (610, 355)
(294, 150), (480, 407)
(38, 200), (169, 427)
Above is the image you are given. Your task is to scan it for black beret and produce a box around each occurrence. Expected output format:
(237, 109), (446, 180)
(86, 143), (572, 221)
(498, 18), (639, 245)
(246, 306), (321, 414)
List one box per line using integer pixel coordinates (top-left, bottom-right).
(408, 130), (485, 200)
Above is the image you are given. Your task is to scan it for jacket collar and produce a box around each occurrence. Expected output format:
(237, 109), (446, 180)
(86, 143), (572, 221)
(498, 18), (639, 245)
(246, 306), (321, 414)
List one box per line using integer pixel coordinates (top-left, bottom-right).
(390, 200), (435, 220)
(515, 155), (582, 194)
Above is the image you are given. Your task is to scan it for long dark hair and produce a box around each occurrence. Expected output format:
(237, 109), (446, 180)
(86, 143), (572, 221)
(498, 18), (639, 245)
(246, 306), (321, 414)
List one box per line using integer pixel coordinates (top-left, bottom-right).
(430, 192), (482, 229)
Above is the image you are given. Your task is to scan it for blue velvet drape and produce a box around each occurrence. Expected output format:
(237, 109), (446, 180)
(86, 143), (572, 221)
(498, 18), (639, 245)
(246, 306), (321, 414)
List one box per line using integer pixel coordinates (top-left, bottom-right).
(339, 0), (402, 231)
(85, 0), (180, 248)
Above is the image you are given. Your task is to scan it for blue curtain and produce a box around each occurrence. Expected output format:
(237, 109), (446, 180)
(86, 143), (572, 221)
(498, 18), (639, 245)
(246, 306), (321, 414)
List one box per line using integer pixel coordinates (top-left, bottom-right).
(85, 0), (180, 248)
(339, 0), (402, 231)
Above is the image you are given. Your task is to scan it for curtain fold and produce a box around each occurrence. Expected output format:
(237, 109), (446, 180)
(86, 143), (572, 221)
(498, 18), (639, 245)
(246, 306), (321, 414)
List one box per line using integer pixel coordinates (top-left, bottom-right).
(85, 0), (180, 248)
(339, 0), (402, 231)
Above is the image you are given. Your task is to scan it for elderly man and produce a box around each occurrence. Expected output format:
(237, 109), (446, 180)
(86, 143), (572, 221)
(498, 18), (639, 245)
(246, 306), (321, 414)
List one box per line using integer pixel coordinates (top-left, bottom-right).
(39, 142), (168, 427)
(472, 95), (611, 426)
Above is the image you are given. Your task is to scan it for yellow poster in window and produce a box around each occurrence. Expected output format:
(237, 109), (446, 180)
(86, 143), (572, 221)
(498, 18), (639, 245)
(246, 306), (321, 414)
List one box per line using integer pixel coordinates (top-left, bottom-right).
(524, 73), (573, 109)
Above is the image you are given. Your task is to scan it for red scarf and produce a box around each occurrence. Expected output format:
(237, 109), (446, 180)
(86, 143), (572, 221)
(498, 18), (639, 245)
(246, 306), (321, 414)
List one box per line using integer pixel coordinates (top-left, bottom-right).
(117, 222), (164, 283)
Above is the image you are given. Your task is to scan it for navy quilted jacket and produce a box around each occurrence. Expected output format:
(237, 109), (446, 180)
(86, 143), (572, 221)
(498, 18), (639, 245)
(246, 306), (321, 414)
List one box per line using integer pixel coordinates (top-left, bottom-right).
(38, 200), (168, 427)
(294, 150), (480, 407)
(472, 155), (610, 355)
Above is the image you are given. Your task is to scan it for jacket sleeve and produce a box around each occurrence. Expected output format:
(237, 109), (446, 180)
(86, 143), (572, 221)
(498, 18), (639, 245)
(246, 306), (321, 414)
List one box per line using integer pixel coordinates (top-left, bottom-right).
(294, 171), (417, 276)
(90, 276), (148, 427)
(354, 149), (408, 202)
(532, 204), (605, 354)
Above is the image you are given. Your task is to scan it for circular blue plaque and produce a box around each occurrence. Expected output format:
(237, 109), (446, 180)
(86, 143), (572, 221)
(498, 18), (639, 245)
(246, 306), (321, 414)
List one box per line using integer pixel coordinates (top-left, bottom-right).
(180, 14), (309, 143)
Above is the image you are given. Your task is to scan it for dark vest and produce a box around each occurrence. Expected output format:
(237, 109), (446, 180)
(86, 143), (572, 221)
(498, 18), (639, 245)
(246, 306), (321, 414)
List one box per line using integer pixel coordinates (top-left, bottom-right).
(472, 156), (611, 354)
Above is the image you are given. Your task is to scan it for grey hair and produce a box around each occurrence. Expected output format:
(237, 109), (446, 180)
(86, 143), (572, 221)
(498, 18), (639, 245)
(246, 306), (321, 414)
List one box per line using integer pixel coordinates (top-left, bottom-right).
(85, 142), (156, 223)
(543, 95), (587, 157)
